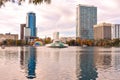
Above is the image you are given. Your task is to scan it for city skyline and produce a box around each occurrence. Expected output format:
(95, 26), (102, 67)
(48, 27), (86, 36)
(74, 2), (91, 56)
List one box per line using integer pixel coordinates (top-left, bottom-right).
(0, 0), (120, 39)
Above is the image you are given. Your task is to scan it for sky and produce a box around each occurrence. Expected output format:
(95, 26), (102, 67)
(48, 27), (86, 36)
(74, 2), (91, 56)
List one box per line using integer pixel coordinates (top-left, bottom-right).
(0, 0), (120, 39)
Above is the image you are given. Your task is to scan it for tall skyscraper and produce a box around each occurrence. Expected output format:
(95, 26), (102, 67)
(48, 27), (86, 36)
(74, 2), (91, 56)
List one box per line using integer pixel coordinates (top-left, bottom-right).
(27, 12), (36, 37)
(76, 4), (97, 39)
(20, 24), (26, 40)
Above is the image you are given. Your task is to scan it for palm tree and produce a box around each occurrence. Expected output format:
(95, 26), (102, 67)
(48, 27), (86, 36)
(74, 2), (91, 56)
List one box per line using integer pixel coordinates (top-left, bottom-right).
(30, 0), (50, 4)
(0, 0), (51, 7)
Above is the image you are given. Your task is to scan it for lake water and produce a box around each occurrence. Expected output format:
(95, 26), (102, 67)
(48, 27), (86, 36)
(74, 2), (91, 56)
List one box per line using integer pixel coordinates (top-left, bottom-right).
(0, 46), (120, 80)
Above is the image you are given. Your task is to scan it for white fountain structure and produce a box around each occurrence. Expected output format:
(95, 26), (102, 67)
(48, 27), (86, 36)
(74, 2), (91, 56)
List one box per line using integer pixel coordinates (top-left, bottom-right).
(46, 32), (68, 48)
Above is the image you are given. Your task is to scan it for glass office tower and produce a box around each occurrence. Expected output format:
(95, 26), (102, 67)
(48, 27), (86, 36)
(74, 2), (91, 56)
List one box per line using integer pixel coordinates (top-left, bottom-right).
(27, 12), (36, 37)
(76, 4), (97, 39)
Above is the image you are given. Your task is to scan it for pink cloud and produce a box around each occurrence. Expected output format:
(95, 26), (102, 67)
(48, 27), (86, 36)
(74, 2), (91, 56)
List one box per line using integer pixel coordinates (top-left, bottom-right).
(0, 0), (120, 39)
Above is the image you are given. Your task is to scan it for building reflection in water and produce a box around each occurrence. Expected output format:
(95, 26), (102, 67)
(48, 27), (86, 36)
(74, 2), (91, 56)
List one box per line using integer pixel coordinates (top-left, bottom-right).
(114, 53), (120, 70)
(20, 47), (24, 69)
(20, 46), (36, 79)
(94, 48), (112, 69)
(111, 48), (120, 70)
(102, 54), (112, 69)
(76, 47), (98, 80)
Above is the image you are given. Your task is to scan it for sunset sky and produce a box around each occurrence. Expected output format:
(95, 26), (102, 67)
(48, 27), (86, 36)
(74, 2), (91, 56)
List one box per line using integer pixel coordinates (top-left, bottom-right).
(0, 0), (120, 39)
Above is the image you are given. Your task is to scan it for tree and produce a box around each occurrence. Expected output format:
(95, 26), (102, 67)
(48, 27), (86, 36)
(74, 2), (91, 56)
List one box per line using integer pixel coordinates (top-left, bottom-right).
(44, 37), (52, 44)
(76, 38), (81, 46)
(0, 0), (51, 7)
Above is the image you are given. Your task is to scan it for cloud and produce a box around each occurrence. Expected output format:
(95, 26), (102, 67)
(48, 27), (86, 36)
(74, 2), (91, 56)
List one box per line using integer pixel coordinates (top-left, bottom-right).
(0, 0), (120, 39)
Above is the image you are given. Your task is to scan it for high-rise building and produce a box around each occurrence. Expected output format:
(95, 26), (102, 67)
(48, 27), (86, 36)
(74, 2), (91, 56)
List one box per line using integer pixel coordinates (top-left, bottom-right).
(53, 32), (59, 40)
(20, 24), (26, 40)
(24, 27), (31, 41)
(27, 12), (36, 37)
(76, 4), (97, 39)
(111, 24), (120, 39)
(94, 23), (111, 40)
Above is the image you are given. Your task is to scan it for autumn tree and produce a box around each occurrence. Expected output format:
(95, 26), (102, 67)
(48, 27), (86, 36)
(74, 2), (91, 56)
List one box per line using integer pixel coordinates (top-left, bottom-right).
(44, 37), (52, 44)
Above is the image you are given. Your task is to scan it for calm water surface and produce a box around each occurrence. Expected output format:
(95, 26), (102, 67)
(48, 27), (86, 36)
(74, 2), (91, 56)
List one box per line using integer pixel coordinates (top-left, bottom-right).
(0, 46), (120, 80)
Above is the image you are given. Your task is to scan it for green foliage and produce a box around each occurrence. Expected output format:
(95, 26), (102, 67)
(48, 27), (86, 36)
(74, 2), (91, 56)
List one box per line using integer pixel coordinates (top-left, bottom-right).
(69, 40), (76, 46)
(1, 38), (120, 47)
(93, 39), (120, 47)
(111, 39), (120, 47)
(2, 40), (7, 45)
(66, 38), (120, 47)
(0, 39), (26, 46)
(73, 38), (94, 46)
(44, 37), (52, 44)
(32, 0), (51, 4)
(0, 0), (51, 7)
(0, 0), (4, 7)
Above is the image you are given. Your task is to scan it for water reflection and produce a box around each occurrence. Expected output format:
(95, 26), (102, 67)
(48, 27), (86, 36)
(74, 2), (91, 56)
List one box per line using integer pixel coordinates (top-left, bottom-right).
(94, 49), (112, 69)
(1, 46), (120, 80)
(102, 54), (112, 69)
(77, 47), (98, 80)
(110, 48), (120, 70)
(20, 47), (24, 69)
(113, 53), (120, 70)
(20, 46), (36, 79)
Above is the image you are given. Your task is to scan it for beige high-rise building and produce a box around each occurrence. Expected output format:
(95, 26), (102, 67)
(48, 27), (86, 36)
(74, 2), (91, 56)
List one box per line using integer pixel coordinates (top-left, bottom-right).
(0, 33), (18, 42)
(94, 23), (111, 40)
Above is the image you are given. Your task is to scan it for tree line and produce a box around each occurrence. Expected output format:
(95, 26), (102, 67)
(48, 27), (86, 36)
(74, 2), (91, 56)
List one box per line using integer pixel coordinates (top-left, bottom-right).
(0, 37), (52, 46)
(1, 38), (120, 47)
(67, 38), (120, 47)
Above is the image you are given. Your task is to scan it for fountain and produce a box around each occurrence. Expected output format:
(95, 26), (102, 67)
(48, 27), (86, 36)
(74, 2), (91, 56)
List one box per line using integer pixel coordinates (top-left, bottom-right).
(45, 32), (68, 48)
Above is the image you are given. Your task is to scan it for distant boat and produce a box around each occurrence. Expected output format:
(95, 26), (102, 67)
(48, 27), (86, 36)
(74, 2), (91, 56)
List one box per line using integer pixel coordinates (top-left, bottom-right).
(1, 45), (5, 49)
(46, 40), (68, 48)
